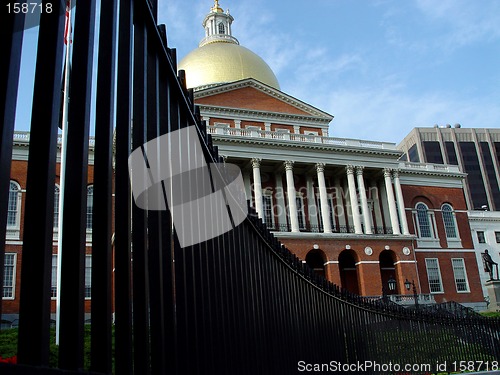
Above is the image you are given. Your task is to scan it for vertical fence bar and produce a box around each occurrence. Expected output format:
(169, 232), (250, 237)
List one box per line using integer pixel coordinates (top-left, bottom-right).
(131, 0), (150, 373)
(91, 0), (118, 371)
(0, 8), (25, 321)
(157, 25), (176, 375)
(163, 65), (181, 375)
(114, 0), (134, 372)
(16, 1), (65, 366)
(58, 0), (97, 369)
(145, 25), (167, 374)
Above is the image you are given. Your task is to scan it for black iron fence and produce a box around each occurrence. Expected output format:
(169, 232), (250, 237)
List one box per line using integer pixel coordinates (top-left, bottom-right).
(1, 1), (500, 374)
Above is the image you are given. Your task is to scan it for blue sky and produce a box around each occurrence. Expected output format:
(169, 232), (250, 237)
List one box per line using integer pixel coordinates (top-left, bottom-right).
(159, 0), (500, 143)
(14, 0), (500, 145)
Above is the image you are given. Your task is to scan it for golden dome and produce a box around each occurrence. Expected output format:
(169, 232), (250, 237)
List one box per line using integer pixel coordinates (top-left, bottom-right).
(179, 42), (280, 90)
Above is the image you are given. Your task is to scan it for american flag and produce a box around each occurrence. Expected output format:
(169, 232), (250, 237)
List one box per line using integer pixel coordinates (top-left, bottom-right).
(64, 0), (71, 44)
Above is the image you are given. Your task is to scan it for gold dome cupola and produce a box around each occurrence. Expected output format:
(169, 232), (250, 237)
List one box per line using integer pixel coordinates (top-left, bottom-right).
(200, 0), (239, 47)
(179, 1), (280, 90)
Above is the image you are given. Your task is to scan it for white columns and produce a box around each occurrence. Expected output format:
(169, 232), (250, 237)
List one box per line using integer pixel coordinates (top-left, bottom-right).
(392, 170), (410, 235)
(316, 163), (332, 233)
(285, 161), (300, 232)
(346, 165), (363, 234)
(383, 168), (401, 235)
(356, 166), (372, 234)
(251, 158), (264, 219)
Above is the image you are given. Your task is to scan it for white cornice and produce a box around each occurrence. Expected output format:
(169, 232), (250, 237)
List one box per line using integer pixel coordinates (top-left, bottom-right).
(212, 135), (403, 157)
(194, 78), (334, 120)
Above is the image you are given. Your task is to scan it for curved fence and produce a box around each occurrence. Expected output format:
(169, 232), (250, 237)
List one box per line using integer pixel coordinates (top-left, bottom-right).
(1, 1), (499, 374)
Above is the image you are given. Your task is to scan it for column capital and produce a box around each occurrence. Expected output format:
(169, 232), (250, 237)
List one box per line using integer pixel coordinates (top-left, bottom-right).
(392, 169), (400, 179)
(355, 166), (364, 176)
(315, 162), (326, 173)
(383, 168), (393, 178)
(346, 165), (355, 175)
(251, 158), (262, 168)
(284, 160), (295, 171)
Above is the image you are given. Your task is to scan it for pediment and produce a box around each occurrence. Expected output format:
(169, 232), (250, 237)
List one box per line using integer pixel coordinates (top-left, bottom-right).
(194, 79), (333, 121)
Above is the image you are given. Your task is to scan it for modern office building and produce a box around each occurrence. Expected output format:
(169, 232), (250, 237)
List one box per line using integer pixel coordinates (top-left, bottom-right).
(398, 126), (500, 212)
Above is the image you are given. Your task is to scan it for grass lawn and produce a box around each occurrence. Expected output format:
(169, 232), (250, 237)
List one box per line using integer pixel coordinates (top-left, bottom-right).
(0, 325), (94, 368)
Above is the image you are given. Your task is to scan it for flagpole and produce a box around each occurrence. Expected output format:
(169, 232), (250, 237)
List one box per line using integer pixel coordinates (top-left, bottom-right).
(56, 0), (72, 346)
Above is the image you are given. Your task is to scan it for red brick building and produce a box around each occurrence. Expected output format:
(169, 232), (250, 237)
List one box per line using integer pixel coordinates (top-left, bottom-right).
(2, 1), (487, 324)
(3, 137), (95, 323)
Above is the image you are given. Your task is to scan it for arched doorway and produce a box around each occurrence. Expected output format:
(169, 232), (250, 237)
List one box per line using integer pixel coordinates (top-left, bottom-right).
(305, 250), (326, 278)
(339, 250), (359, 294)
(379, 250), (398, 295)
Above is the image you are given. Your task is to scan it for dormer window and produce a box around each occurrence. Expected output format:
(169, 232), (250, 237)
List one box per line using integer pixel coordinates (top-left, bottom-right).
(218, 22), (225, 34)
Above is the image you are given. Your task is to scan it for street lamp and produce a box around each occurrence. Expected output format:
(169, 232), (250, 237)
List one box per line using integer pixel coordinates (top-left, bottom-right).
(404, 279), (419, 309)
(382, 276), (397, 304)
(387, 277), (396, 292)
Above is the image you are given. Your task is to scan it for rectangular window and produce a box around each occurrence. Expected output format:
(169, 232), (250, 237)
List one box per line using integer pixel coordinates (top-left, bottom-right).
(3, 254), (16, 299)
(51, 255), (58, 298)
(408, 144), (420, 163)
(477, 231), (486, 243)
(317, 195), (335, 230)
(495, 231), (500, 243)
(85, 255), (92, 299)
(445, 142), (458, 165)
(7, 189), (18, 227)
(425, 258), (444, 293)
(296, 196), (305, 230)
(480, 142), (500, 211)
(459, 142), (488, 209)
(263, 195), (274, 228)
(451, 258), (470, 292)
(423, 141), (444, 164)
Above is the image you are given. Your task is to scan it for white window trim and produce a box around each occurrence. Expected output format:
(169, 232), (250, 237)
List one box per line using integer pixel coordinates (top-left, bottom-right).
(53, 185), (60, 241)
(262, 192), (275, 227)
(2, 253), (17, 300)
(296, 193), (306, 230)
(6, 181), (22, 240)
(51, 254), (58, 300)
(441, 204), (462, 248)
(85, 254), (92, 300)
(414, 203), (440, 248)
(476, 230), (487, 244)
(425, 258), (444, 294)
(451, 258), (470, 293)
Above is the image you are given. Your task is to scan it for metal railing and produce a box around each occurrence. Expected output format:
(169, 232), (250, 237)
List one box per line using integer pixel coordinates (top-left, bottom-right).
(265, 222), (396, 235)
(1, 1), (499, 374)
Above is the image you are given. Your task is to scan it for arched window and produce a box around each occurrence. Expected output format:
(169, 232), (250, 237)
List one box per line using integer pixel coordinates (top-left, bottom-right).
(86, 185), (93, 230)
(305, 250), (325, 278)
(416, 203), (432, 238)
(54, 185), (60, 228)
(7, 181), (20, 228)
(218, 22), (225, 34)
(441, 204), (457, 238)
